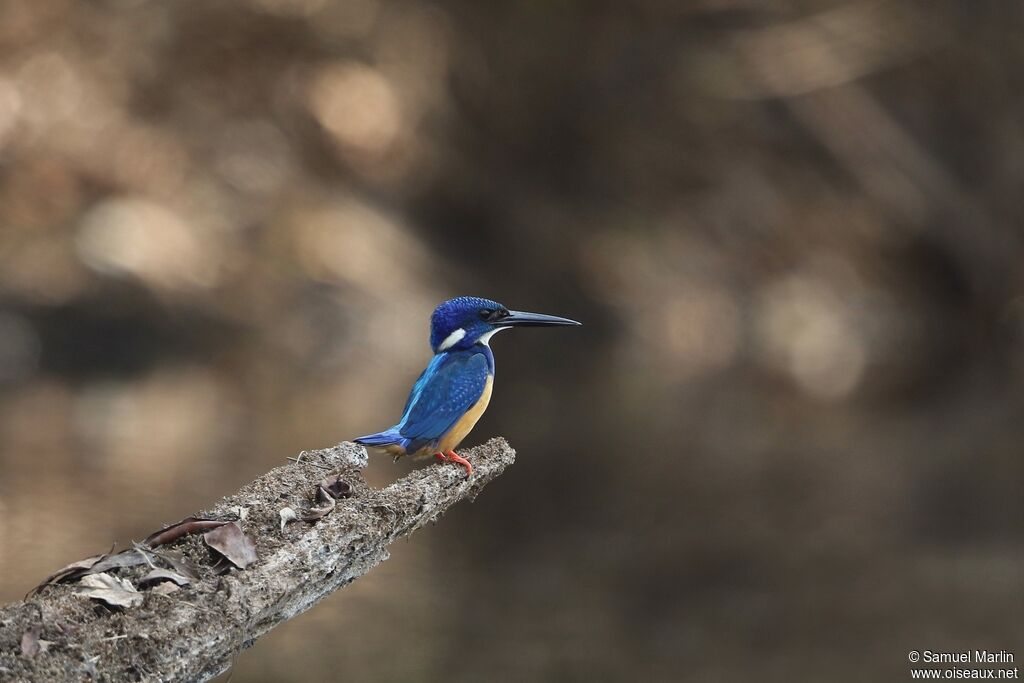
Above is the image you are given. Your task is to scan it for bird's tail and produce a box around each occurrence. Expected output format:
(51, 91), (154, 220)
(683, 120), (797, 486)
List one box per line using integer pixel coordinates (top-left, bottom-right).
(353, 427), (404, 448)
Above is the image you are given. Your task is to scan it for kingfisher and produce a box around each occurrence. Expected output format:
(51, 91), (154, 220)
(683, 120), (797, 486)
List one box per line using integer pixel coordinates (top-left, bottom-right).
(355, 296), (580, 476)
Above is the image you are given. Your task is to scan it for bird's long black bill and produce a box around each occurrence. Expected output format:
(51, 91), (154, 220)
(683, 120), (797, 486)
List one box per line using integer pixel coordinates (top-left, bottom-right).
(499, 310), (581, 327)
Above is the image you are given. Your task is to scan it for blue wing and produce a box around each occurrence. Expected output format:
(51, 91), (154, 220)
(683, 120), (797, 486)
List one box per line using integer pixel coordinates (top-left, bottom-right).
(401, 353), (447, 416)
(396, 351), (490, 454)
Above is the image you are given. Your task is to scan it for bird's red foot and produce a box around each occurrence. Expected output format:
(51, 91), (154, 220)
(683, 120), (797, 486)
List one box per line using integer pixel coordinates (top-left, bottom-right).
(434, 450), (472, 477)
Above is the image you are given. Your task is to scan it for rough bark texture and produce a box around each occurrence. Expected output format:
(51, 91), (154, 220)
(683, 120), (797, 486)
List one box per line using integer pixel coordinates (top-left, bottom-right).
(0, 438), (516, 682)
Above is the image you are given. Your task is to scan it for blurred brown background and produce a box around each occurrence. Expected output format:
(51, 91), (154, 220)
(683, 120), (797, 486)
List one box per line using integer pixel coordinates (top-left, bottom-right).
(1, 0), (1022, 680)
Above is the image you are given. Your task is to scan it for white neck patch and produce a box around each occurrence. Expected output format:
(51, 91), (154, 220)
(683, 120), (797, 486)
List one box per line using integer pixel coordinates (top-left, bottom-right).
(438, 327), (466, 351)
(477, 327), (509, 346)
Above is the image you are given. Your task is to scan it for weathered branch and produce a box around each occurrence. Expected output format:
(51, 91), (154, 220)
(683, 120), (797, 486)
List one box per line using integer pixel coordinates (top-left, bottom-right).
(0, 438), (516, 682)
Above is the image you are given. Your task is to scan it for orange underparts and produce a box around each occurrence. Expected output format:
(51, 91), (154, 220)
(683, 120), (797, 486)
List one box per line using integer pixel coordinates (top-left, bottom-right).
(434, 449), (472, 477)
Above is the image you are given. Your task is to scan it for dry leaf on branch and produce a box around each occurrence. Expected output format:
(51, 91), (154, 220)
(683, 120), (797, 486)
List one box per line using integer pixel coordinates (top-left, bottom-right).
(300, 474), (352, 522)
(144, 517), (229, 548)
(319, 473), (352, 500)
(30, 546), (196, 597)
(300, 488), (336, 521)
(27, 555), (106, 596)
(85, 550), (150, 576)
(203, 522), (258, 569)
(76, 573), (143, 609)
(27, 549), (146, 597)
(136, 545), (200, 581)
(138, 569), (192, 588)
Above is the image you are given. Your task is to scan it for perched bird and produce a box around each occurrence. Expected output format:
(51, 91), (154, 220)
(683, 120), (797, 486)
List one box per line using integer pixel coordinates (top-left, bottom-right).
(355, 296), (580, 476)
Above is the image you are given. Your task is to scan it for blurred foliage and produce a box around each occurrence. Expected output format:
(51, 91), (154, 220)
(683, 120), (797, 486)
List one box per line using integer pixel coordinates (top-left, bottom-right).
(1, 0), (1023, 680)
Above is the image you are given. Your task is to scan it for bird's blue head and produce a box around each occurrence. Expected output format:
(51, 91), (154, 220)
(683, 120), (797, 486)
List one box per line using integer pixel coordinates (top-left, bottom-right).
(429, 296), (580, 353)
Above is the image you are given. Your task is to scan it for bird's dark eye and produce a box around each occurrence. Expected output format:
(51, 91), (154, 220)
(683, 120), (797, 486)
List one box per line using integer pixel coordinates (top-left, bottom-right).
(479, 308), (509, 322)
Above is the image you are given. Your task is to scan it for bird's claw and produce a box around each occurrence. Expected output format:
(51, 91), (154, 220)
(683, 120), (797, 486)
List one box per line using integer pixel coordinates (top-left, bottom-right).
(434, 450), (472, 477)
